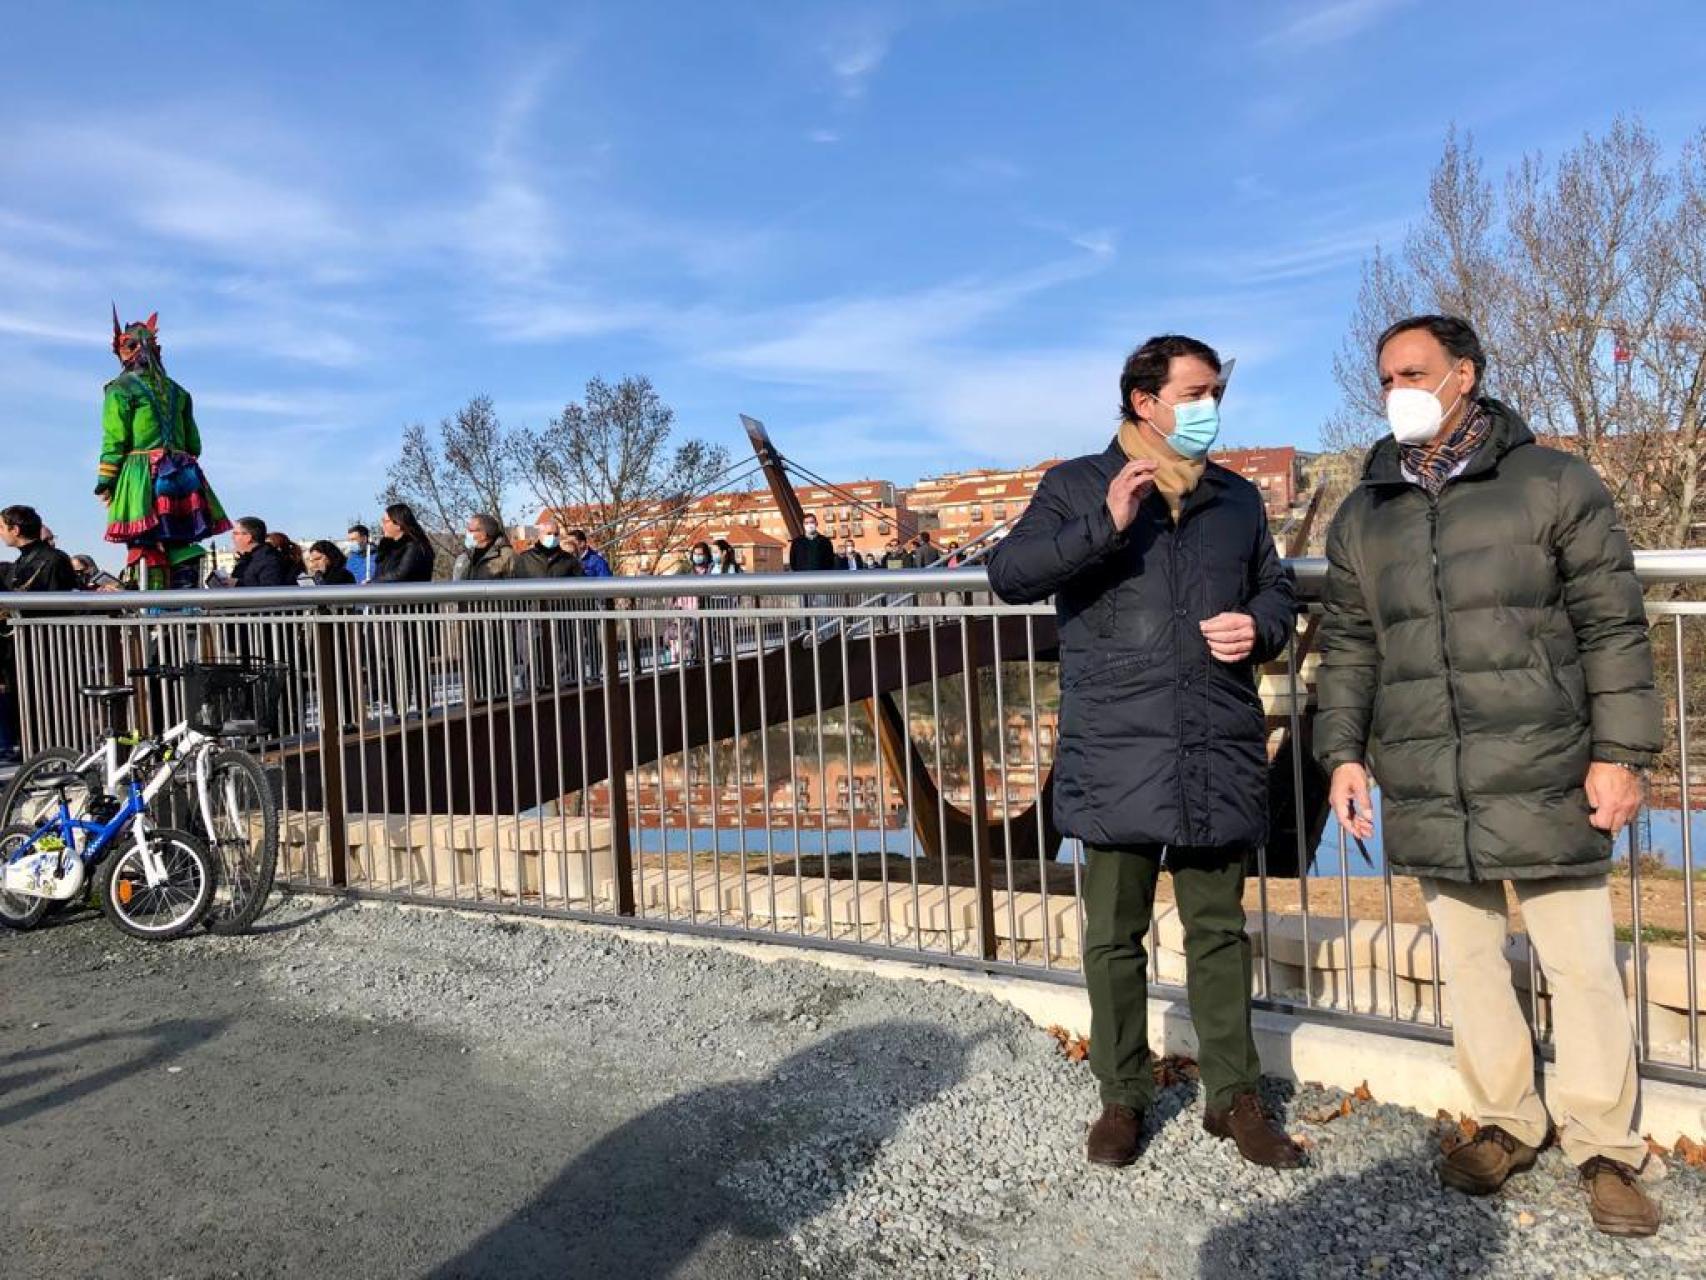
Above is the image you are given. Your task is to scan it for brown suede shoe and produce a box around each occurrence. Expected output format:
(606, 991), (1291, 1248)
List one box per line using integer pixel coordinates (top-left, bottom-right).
(1581, 1156), (1662, 1237)
(1203, 1092), (1305, 1169)
(1438, 1124), (1547, 1196)
(1087, 1103), (1143, 1167)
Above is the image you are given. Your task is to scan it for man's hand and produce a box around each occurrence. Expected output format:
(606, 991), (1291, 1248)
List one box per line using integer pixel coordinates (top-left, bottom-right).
(1200, 612), (1257, 663)
(1105, 459), (1157, 532)
(1585, 762), (1643, 834)
(1329, 762), (1375, 841)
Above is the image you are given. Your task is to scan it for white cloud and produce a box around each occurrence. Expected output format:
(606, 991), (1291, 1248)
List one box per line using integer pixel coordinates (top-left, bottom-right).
(1260, 0), (1415, 51)
(0, 311), (100, 347)
(460, 55), (572, 284)
(707, 250), (1114, 384)
(809, 129), (842, 144)
(4, 125), (355, 263)
(1204, 218), (1409, 285)
(827, 28), (891, 100)
(910, 349), (1117, 462)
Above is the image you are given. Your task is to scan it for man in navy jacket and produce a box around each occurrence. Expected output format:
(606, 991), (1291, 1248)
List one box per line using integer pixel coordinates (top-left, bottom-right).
(988, 335), (1300, 1171)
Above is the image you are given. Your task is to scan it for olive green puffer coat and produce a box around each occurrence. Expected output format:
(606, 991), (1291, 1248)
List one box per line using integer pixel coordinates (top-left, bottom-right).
(1314, 399), (1661, 882)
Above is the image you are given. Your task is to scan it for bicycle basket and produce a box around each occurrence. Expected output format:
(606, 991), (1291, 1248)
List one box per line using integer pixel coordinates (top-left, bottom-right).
(182, 660), (289, 737)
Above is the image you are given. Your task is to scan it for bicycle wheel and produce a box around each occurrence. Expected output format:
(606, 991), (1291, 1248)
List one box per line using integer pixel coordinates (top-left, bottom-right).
(0, 747), (92, 831)
(100, 826), (215, 940)
(0, 824), (52, 930)
(196, 748), (279, 934)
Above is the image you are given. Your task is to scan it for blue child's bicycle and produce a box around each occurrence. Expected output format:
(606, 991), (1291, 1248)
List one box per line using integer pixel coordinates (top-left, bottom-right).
(0, 724), (215, 941)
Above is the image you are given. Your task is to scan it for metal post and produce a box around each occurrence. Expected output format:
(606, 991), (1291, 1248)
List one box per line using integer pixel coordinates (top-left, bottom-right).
(311, 620), (349, 887)
(961, 615), (997, 962)
(601, 616), (636, 916)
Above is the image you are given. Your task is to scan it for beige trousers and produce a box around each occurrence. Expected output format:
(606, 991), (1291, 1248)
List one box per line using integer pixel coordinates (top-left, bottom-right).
(1420, 874), (1645, 1167)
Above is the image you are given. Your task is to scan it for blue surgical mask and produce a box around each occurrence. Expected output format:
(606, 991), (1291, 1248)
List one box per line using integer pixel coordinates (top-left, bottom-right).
(1161, 396), (1220, 459)
(463, 532), (478, 550)
(539, 534), (559, 550)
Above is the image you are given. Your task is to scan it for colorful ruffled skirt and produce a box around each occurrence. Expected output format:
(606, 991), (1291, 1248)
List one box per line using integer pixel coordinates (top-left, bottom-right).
(103, 449), (231, 546)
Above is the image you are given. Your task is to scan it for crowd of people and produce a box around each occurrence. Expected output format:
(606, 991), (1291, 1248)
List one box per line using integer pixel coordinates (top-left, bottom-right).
(1, 483), (962, 603)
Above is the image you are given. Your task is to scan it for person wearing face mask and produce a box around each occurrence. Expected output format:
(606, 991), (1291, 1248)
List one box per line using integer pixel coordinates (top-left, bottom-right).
(665, 540), (717, 665)
(345, 525), (375, 584)
(512, 517), (585, 688)
(461, 513), (515, 582)
(787, 513), (838, 573)
(515, 517), (584, 580)
(987, 334), (1300, 1173)
(1316, 315), (1663, 1236)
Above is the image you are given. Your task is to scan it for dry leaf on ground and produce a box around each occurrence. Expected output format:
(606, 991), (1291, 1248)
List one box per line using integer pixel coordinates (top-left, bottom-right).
(1674, 1136), (1706, 1168)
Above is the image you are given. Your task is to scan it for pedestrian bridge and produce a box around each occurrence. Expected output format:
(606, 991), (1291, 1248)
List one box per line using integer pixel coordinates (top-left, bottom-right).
(3, 558), (1703, 1096)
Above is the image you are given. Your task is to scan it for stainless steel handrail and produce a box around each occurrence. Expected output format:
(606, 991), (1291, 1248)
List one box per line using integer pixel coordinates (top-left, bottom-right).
(6, 549), (1703, 615)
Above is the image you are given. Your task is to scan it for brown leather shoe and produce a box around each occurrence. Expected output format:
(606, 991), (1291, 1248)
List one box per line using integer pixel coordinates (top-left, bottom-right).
(1581, 1156), (1662, 1237)
(1087, 1103), (1143, 1166)
(1438, 1124), (1546, 1196)
(1203, 1092), (1305, 1169)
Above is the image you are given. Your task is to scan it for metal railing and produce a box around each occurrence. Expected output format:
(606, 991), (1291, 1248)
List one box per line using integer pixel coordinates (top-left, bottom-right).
(2, 558), (1702, 1087)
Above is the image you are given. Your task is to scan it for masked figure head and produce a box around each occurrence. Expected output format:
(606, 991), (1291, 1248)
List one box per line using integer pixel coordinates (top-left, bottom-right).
(112, 306), (163, 374)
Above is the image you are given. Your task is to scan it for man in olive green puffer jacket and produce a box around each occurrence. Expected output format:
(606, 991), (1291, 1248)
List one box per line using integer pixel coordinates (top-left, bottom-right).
(1316, 315), (1665, 1237)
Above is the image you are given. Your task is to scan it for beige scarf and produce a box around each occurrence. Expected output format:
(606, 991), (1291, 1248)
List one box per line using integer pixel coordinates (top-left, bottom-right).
(1117, 420), (1207, 521)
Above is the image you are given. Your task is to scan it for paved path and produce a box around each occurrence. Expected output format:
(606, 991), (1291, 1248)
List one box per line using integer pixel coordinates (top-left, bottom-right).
(3, 895), (1701, 1279)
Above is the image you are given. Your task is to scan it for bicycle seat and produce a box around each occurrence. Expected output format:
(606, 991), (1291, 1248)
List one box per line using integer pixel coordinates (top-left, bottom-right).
(80, 685), (136, 702)
(29, 769), (86, 790)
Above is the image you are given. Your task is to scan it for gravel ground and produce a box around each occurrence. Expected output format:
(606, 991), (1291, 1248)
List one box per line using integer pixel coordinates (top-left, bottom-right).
(2, 894), (1701, 1279)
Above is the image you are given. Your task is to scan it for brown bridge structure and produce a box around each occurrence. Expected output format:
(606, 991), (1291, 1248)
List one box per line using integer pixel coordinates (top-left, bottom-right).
(273, 418), (1331, 925)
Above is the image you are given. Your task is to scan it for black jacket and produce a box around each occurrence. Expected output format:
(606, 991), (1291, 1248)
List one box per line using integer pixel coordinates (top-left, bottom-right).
(233, 543), (291, 588)
(789, 534), (839, 573)
(987, 440), (1296, 849)
(1316, 399), (1660, 881)
(374, 536), (435, 583)
(5, 541), (79, 593)
(314, 567), (357, 586)
(514, 545), (585, 580)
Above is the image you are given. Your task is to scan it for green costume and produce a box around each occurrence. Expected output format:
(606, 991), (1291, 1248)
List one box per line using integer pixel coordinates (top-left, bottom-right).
(98, 310), (230, 548)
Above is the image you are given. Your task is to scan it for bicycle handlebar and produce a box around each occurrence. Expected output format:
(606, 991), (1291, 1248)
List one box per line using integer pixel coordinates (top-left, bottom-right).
(128, 665), (191, 681)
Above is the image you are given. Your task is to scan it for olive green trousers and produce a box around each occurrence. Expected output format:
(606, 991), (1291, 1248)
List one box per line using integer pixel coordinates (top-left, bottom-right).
(1082, 843), (1262, 1111)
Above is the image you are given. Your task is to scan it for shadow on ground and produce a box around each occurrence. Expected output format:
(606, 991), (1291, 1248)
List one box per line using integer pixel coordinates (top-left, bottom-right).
(244, 894), (355, 935)
(0, 1016), (229, 1128)
(425, 1020), (973, 1280)
(1197, 1152), (1510, 1279)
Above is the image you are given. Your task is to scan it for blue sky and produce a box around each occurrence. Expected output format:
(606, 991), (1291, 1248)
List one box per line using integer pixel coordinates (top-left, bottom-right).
(3, 0), (1703, 565)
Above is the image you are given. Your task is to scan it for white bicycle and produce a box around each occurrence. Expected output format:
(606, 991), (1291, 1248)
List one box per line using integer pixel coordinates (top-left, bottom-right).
(0, 661), (282, 934)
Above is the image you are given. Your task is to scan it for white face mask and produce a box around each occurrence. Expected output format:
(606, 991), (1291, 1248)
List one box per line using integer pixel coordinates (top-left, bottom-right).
(1386, 368), (1464, 446)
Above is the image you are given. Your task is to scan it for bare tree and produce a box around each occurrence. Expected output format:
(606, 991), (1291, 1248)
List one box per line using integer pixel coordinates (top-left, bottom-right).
(508, 375), (731, 573)
(380, 394), (518, 549)
(1330, 119), (1706, 549)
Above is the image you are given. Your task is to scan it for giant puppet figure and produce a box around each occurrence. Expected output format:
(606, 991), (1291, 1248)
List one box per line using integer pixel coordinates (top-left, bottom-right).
(98, 308), (230, 587)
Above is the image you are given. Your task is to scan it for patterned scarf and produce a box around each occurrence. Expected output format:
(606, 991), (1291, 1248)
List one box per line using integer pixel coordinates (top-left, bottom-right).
(1400, 403), (1491, 497)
